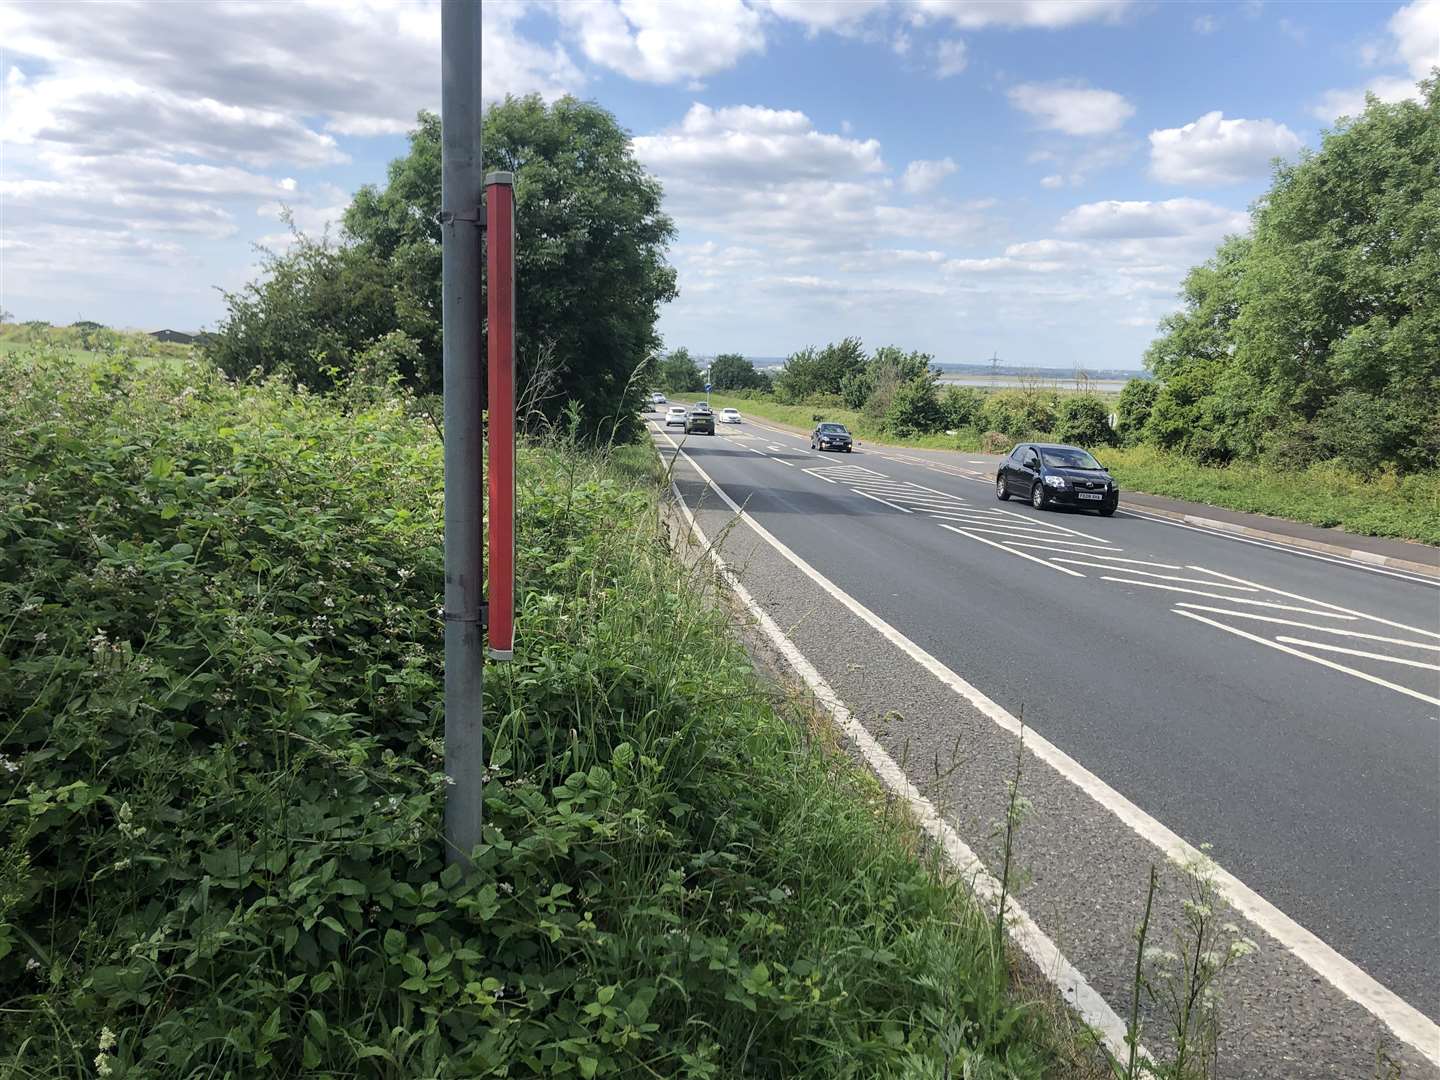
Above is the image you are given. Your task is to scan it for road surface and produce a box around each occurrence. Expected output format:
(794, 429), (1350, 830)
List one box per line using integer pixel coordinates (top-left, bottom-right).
(651, 412), (1440, 1074)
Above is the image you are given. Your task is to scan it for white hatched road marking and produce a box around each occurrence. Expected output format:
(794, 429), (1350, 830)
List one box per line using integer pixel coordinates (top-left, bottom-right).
(855, 489), (913, 513)
(1273, 637), (1440, 671)
(1099, 577), (1360, 617)
(1175, 610), (1440, 709)
(1174, 604), (1440, 650)
(1054, 561), (1260, 591)
(1188, 566), (1440, 641)
(938, 524), (1087, 577)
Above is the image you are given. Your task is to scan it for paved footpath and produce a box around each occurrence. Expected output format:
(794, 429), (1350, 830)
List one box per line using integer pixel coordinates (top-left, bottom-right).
(652, 413), (1440, 1079)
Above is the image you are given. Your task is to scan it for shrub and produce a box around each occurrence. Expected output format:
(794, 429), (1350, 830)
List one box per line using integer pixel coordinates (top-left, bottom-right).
(1115, 378), (1159, 445)
(883, 378), (945, 438)
(979, 391), (1056, 438)
(940, 386), (984, 430)
(1053, 395), (1115, 448)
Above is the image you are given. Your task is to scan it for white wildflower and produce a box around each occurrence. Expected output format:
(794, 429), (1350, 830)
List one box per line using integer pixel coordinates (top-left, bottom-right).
(99, 1027), (117, 1052)
(25, 957), (40, 973)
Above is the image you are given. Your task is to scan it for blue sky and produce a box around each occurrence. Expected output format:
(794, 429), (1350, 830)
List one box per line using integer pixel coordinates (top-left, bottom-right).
(2, 1), (1436, 370)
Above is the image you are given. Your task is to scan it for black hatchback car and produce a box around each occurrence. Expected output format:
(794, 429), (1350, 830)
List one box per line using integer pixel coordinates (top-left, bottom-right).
(810, 422), (853, 452)
(996, 443), (1118, 515)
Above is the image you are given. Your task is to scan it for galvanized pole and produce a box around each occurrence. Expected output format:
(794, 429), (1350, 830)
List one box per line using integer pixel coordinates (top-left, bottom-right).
(440, 0), (484, 868)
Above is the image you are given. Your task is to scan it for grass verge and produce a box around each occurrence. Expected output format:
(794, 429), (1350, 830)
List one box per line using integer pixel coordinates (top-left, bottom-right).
(1, 357), (1071, 1077)
(701, 393), (1440, 546)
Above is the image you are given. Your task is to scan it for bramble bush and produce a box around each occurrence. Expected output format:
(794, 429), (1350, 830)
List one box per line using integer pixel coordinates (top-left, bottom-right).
(1, 356), (1057, 1078)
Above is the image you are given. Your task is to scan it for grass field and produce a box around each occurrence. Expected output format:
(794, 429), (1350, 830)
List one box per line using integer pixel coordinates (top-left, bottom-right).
(698, 392), (1440, 547)
(0, 322), (192, 368)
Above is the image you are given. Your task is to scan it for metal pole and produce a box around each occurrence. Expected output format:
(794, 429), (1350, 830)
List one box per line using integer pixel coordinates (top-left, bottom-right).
(440, 0), (484, 868)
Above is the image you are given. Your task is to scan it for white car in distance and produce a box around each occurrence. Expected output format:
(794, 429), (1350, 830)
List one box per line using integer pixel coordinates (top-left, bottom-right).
(719, 407), (742, 424)
(665, 405), (688, 427)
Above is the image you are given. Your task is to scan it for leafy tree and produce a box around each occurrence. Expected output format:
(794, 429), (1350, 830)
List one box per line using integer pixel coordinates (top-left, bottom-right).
(773, 337), (866, 403)
(1143, 77), (1440, 471)
(1053, 395), (1115, 447)
(709, 352), (767, 390)
(657, 346), (703, 392)
(1115, 378), (1159, 445)
(208, 98), (677, 442)
(979, 389), (1057, 437)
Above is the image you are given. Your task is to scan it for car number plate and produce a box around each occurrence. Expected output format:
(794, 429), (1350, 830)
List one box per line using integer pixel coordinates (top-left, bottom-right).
(1078, 492), (1103, 500)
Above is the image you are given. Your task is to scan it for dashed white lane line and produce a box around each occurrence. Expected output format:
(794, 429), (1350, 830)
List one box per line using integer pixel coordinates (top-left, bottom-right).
(1273, 637), (1440, 671)
(1175, 604), (1440, 650)
(770, 456), (797, 468)
(938, 524), (1087, 577)
(1099, 577), (1360, 617)
(655, 426), (1440, 1065)
(1175, 610), (1440, 709)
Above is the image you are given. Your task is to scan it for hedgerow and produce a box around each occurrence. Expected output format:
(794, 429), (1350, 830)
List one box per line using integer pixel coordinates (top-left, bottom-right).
(0, 357), (1056, 1078)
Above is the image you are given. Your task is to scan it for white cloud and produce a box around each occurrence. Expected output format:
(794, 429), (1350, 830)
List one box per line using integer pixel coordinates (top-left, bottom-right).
(1008, 82), (1136, 136)
(764, 0), (887, 32)
(633, 103), (885, 181)
(1312, 0), (1436, 121)
(556, 0), (765, 84)
(1057, 197), (1248, 240)
(1193, 14), (1219, 33)
(1040, 174), (1065, 189)
(1148, 111), (1301, 185)
(1391, 0), (1440, 77)
(901, 157), (958, 194)
(910, 0), (1134, 30)
(934, 38), (969, 77)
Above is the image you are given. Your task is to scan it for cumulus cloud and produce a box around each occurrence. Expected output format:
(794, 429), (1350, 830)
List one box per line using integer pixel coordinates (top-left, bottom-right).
(556, 0), (765, 84)
(1312, 0), (1437, 120)
(763, 0), (887, 32)
(901, 157), (958, 194)
(1148, 111), (1301, 184)
(1008, 82), (1136, 136)
(633, 103), (885, 181)
(909, 0), (1134, 30)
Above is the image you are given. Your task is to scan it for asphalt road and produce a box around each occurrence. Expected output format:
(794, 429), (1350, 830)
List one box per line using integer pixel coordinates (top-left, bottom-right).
(651, 413), (1440, 1022)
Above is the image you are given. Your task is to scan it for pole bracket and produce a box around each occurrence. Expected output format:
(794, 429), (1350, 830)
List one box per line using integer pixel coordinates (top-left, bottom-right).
(437, 209), (482, 224)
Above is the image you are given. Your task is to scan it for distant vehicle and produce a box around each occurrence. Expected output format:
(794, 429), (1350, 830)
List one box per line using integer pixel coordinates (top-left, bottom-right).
(996, 443), (1118, 515)
(665, 405), (687, 427)
(685, 404), (715, 435)
(719, 407), (741, 424)
(810, 422), (852, 452)
(650, 392), (667, 409)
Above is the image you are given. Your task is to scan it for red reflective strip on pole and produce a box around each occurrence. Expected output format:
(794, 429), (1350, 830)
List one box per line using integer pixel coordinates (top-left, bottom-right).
(485, 173), (516, 660)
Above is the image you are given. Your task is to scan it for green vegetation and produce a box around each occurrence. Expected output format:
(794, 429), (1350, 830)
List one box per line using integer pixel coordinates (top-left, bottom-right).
(1, 356), (1069, 1077)
(1132, 78), (1439, 472)
(205, 96), (677, 442)
(0, 321), (192, 368)
(1100, 446), (1440, 546)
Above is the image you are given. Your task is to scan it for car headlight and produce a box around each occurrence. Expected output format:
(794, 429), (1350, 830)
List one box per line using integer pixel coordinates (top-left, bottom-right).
(1043, 475), (1068, 488)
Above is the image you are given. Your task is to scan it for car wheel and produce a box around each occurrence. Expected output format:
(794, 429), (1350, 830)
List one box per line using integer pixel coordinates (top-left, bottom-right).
(1099, 498), (1117, 517)
(1031, 482), (1047, 510)
(996, 475), (1010, 501)
(844, 446), (852, 453)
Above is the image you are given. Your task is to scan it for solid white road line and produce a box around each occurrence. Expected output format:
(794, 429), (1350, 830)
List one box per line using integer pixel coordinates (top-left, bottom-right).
(1099, 577), (1362, 617)
(805, 471), (838, 484)
(1187, 566), (1440, 641)
(654, 427), (1440, 1065)
(1273, 637), (1440, 672)
(937, 524), (1087, 577)
(1174, 604), (1440, 650)
(1175, 610), (1440, 710)
(854, 489), (913, 513)
(666, 476), (1144, 1063)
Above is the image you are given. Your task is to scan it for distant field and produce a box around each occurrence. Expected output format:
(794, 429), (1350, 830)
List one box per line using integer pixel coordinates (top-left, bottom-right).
(0, 323), (192, 367)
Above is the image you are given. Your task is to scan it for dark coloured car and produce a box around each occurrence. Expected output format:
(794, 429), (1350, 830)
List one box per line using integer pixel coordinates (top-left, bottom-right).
(996, 443), (1118, 515)
(685, 404), (715, 435)
(810, 422), (853, 452)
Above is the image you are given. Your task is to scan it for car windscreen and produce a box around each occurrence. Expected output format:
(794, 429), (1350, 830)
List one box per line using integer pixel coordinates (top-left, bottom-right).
(1040, 447), (1102, 469)
(818, 424), (848, 434)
